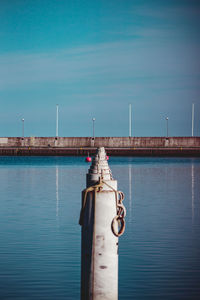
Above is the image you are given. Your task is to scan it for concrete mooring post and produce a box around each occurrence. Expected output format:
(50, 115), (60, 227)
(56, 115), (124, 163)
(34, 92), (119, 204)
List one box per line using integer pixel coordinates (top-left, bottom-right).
(79, 147), (126, 300)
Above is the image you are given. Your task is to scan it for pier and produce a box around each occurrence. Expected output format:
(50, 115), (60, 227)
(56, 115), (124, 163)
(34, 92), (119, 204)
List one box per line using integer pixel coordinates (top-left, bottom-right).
(80, 147), (125, 299)
(0, 137), (200, 156)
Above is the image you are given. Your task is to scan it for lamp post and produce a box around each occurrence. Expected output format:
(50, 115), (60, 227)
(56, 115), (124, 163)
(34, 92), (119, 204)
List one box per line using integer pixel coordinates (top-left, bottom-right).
(56, 104), (59, 138)
(192, 103), (194, 137)
(21, 118), (24, 138)
(92, 117), (95, 139)
(166, 117), (169, 137)
(129, 103), (132, 137)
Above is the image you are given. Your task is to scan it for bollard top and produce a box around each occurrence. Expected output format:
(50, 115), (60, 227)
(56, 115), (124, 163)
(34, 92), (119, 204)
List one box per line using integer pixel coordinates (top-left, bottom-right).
(87, 147), (113, 185)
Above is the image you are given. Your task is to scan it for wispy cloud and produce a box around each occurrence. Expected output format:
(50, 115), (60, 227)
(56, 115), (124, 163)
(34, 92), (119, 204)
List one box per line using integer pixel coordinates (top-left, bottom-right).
(131, 2), (200, 19)
(0, 37), (199, 92)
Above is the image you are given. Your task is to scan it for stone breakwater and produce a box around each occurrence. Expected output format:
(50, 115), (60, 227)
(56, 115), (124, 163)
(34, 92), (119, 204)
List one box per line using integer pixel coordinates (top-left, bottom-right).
(0, 137), (200, 156)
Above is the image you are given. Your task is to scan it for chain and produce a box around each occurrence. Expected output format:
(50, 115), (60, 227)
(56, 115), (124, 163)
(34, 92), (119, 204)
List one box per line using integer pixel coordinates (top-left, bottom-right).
(111, 190), (126, 237)
(79, 179), (126, 237)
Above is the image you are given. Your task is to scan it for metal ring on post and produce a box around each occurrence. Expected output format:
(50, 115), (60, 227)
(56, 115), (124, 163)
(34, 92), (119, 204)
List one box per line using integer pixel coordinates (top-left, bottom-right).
(111, 215), (126, 237)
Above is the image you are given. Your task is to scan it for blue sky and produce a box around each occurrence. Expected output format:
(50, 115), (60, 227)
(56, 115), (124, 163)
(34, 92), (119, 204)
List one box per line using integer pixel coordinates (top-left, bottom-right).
(0, 0), (199, 137)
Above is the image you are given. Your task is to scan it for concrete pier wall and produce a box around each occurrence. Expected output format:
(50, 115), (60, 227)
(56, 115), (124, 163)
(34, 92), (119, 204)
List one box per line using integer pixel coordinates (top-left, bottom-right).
(0, 137), (199, 156)
(0, 137), (200, 148)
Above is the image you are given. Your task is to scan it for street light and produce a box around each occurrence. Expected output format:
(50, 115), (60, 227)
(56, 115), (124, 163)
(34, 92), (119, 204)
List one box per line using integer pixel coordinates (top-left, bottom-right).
(165, 117), (169, 137)
(92, 117), (95, 139)
(56, 104), (59, 138)
(192, 103), (194, 137)
(129, 103), (132, 137)
(21, 118), (24, 138)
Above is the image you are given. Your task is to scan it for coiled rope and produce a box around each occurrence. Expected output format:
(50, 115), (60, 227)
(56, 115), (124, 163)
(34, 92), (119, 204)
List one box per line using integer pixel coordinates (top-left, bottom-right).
(79, 179), (126, 237)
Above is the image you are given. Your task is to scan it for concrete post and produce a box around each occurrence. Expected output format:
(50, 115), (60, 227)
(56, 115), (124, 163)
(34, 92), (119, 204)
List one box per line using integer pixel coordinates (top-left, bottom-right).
(79, 147), (125, 300)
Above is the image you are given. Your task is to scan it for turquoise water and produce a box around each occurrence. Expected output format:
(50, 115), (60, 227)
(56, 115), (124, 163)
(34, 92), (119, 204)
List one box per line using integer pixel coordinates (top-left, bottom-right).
(0, 156), (200, 300)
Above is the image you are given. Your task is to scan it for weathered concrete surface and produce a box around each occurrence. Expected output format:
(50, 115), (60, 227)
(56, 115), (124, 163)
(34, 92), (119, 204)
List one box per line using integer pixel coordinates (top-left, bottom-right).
(0, 137), (200, 148)
(0, 137), (200, 156)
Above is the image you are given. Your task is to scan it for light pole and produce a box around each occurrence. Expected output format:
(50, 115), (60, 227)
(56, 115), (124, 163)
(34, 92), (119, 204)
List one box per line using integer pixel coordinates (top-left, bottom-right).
(192, 103), (194, 137)
(56, 104), (59, 138)
(166, 117), (169, 137)
(129, 103), (132, 137)
(92, 117), (95, 139)
(21, 118), (24, 138)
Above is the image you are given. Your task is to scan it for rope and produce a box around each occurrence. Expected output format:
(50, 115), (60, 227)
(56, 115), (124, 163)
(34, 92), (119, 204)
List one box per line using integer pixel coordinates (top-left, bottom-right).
(79, 179), (126, 237)
(79, 180), (103, 226)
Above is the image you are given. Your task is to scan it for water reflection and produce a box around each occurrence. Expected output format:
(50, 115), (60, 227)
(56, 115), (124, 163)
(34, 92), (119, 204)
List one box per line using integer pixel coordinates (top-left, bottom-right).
(56, 166), (59, 217)
(128, 164), (132, 220)
(191, 163), (194, 223)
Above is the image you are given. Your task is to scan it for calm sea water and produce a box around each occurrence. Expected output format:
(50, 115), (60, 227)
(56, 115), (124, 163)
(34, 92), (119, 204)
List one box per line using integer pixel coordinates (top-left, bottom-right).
(0, 156), (200, 300)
